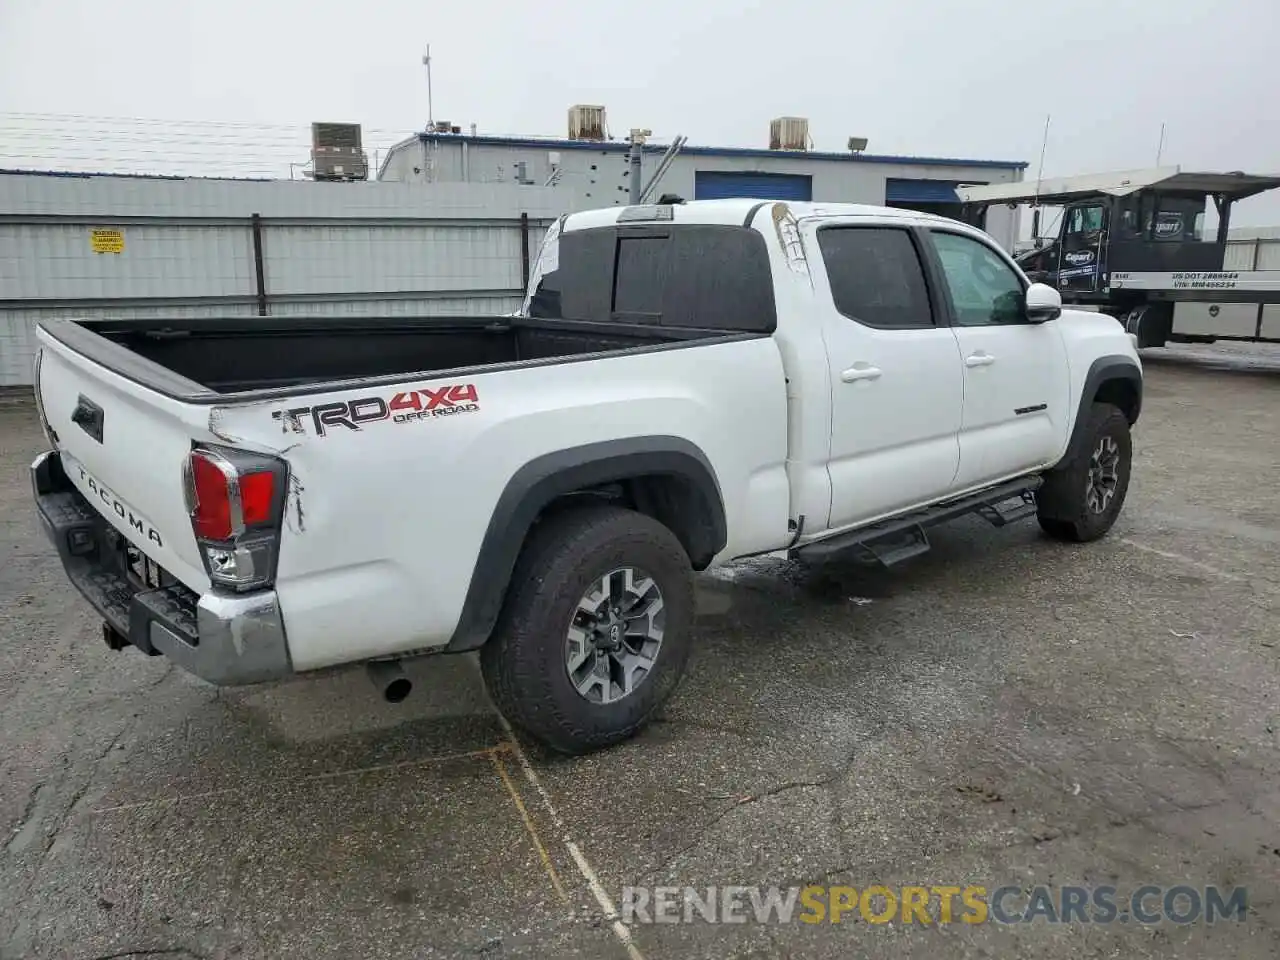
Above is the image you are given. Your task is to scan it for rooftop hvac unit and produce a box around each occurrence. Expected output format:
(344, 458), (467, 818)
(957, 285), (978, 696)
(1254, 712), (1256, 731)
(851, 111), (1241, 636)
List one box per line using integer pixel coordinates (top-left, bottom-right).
(770, 116), (810, 151)
(568, 104), (607, 141)
(429, 120), (461, 134)
(310, 122), (369, 181)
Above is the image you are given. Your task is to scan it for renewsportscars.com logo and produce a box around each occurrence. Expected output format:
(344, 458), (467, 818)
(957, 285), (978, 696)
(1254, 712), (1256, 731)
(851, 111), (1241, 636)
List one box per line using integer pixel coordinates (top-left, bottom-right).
(618, 883), (1249, 926)
(271, 384), (480, 437)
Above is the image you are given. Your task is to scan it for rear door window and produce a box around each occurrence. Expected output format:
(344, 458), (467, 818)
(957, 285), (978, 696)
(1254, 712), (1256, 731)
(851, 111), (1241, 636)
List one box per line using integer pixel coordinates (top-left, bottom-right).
(816, 227), (935, 328)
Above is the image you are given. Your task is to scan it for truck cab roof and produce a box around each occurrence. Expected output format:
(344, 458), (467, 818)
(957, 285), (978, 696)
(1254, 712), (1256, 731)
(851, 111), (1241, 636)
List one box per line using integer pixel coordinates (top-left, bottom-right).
(562, 198), (962, 232)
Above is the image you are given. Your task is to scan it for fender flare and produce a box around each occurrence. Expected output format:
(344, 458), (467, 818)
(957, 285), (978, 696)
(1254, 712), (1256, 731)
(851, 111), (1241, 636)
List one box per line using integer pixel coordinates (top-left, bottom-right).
(1060, 354), (1143, 466)
(446, 436), (726, 652)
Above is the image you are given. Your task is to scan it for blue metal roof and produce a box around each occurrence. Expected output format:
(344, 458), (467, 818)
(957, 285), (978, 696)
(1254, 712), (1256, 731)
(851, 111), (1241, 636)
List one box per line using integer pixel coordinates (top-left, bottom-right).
(417, 132), (1028, 170)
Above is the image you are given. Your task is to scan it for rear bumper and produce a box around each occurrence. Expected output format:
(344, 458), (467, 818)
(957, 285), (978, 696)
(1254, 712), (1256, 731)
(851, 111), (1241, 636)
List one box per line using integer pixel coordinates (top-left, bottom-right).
(31, 450), (292, 686)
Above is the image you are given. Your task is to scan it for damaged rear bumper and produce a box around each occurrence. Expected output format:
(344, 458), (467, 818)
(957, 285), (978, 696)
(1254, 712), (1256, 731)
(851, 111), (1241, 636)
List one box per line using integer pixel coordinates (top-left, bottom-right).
(31, 450), (292, 686)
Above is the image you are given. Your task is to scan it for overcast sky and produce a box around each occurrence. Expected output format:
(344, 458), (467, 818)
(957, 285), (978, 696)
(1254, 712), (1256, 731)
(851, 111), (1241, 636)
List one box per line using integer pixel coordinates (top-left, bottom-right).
(3, 0), (1279, 224)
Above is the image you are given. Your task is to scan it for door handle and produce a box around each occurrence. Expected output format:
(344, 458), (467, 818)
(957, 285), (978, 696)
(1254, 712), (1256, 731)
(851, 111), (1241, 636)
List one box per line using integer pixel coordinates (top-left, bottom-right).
(841, 364), (882, 383)
(965, 352), (996, 368)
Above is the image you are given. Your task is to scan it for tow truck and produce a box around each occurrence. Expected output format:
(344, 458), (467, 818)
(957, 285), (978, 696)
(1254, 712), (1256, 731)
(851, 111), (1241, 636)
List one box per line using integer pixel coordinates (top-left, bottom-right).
(959, 167), (1280, 347)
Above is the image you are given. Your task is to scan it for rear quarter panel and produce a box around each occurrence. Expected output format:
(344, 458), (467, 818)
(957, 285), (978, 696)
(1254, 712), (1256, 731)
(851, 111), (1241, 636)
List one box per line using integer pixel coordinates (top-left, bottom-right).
(211, 337), (792, 671)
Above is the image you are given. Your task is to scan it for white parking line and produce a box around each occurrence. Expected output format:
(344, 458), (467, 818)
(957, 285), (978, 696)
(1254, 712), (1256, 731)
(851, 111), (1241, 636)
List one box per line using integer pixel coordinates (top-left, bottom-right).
(489, 749), (570, 906)
(567, 839), (646, 960)
(493, 710), (646, 960)
(1116, 536), (1244, 582)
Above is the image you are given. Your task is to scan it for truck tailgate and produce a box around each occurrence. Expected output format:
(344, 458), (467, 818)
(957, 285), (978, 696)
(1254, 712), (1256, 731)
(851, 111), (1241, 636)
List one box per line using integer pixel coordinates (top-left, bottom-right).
(36, 331), (211, 593)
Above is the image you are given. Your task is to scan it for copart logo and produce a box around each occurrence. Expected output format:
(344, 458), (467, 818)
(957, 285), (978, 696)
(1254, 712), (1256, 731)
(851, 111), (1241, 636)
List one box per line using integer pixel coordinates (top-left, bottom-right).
(1064, 250), (1094, 266)
(272, 384), (480, 437)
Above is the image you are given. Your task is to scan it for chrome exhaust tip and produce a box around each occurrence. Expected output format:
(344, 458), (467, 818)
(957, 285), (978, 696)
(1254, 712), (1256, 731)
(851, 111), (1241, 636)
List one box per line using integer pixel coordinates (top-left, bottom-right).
(366, 658), (412, 703)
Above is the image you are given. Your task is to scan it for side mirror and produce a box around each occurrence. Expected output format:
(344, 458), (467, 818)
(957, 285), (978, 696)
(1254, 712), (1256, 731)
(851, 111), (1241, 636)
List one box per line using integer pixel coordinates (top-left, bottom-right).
(1024, 282), (1062, 324)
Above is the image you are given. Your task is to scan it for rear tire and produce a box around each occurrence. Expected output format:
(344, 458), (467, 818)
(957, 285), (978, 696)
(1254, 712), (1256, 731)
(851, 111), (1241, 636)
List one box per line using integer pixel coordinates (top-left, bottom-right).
(1037, 402), (1132, 543)
(480, 505), (695, 755)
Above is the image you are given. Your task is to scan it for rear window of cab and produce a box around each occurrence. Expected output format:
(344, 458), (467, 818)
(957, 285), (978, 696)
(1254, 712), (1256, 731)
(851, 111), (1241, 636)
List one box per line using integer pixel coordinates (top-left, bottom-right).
(526, 224), (777, 333)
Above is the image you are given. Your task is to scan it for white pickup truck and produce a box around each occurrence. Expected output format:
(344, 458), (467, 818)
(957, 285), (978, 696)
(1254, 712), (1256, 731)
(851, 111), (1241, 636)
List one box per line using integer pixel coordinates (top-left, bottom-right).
(30, 198), (1142, 754)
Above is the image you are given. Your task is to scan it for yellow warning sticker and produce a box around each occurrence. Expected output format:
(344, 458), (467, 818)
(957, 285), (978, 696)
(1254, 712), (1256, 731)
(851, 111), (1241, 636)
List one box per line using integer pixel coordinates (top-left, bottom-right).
(90, 228), (125, 254)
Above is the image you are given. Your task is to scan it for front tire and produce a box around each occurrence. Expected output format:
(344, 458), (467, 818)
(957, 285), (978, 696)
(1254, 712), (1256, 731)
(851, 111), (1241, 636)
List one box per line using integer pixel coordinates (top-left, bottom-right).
(1037, 402), (1133, 543)
(480, 505), (695, 755)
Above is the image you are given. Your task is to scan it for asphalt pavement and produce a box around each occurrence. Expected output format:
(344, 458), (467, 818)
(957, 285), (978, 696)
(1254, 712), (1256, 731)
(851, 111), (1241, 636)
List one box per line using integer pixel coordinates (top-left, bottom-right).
(1, 343), (1278, 959)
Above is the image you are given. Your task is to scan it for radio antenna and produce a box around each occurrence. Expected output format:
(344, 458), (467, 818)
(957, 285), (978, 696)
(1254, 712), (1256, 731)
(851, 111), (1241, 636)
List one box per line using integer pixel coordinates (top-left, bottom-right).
(1031, 114), (1051, 240)
(1034, 114), (1051, 200)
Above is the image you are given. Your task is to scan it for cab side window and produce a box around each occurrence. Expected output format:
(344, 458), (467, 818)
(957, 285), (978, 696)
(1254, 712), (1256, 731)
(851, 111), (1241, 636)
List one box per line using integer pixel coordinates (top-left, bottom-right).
(1066, 204), (1104, 239)
(930, 231), (1026, 327)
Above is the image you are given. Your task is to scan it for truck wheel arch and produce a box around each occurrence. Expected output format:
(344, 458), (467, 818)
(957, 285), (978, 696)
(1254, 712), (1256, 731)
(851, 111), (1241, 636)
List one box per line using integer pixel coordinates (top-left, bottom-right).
(446, 436), (726, 653)
(1061, 355), (1142, 467)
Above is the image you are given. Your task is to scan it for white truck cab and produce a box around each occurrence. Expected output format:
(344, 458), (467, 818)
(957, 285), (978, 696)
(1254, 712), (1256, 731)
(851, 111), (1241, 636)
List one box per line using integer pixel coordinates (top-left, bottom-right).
(31, 198), (1142, 754)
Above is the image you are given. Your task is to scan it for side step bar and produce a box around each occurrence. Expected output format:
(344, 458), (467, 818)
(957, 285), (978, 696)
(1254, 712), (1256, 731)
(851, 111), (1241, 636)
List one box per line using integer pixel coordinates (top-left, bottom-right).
(793, 477), (1043, 567)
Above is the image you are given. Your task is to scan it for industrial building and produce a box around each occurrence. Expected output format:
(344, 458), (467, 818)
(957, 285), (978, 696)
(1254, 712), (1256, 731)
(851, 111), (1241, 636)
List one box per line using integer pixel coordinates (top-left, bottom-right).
(377, 108), (1030, 249)
(1, 111), (1033, 387)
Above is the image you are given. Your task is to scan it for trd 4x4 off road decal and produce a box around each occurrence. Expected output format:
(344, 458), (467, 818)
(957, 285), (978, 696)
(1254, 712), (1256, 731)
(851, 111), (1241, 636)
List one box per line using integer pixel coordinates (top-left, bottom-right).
(272, 384), (480, 437)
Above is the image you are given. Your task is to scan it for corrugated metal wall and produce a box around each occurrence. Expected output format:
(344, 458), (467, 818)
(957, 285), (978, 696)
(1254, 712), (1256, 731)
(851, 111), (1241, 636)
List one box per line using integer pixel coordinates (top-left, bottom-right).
(0, 173), (566, 386)
(1225, 237), (1280, 271)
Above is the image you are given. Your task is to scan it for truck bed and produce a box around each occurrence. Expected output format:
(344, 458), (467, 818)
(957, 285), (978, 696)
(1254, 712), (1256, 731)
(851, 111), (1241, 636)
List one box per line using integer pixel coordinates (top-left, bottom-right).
(41, 315), (710, 398)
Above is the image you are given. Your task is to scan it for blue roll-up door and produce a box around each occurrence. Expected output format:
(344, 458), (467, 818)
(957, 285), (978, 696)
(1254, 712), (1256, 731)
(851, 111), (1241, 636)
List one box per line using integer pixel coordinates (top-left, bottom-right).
(695, 171), (813, 201)
(884, 178), (963, 203)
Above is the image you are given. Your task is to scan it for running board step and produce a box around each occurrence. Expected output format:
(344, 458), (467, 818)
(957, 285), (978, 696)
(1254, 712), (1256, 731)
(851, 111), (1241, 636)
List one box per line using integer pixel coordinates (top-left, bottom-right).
(860, 525), (931, 567)
(976, 492), (1039, 528)
(794, 477), (1043, 566)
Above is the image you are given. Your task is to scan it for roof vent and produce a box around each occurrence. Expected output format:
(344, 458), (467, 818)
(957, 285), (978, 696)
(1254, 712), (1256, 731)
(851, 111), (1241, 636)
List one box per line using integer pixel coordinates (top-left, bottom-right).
(770, 117), (809, 151)
(569, 105), (607, 141)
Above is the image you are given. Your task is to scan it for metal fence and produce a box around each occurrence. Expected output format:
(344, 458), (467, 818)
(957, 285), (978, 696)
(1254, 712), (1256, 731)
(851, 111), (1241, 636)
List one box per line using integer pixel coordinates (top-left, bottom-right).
(1224, 235), (1280, 271)
(0, 172), (566, 386)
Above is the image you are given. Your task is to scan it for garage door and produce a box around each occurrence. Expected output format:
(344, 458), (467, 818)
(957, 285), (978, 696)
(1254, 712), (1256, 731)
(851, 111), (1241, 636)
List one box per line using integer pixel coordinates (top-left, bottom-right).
(884, 178), (963, 204)
(694, 171), (813, 202)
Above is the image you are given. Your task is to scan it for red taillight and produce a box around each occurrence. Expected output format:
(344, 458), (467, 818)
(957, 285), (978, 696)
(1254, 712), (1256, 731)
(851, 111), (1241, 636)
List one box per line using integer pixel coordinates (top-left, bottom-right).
(188, 450), (277, 540)
(238, 471), (275, 526)
(185, 446), (286, 594)
(189, 452), (234, 540)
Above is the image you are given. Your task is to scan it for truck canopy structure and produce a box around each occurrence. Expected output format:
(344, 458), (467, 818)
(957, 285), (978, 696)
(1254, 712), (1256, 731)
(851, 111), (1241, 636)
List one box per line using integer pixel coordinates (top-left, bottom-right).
(959, 167), (1280, 207)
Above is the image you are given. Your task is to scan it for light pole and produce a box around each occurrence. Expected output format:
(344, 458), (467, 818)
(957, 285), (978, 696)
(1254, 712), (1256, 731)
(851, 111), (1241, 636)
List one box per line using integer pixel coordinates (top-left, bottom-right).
(628, 128), (651, 205)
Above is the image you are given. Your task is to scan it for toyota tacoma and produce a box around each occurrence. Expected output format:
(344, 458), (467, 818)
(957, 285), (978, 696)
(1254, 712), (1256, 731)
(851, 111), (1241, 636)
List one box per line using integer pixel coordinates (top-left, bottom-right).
(30, 198), (1142, 754)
